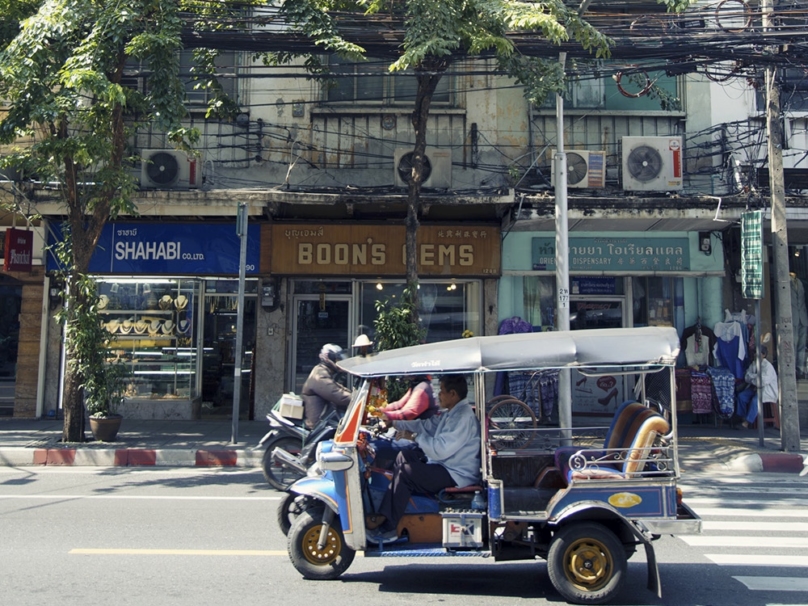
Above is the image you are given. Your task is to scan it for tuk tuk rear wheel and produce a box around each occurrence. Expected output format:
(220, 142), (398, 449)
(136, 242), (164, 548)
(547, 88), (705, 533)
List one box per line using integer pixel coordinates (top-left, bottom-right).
(288, 509), (355, 579)
(547, 522), (626, 605)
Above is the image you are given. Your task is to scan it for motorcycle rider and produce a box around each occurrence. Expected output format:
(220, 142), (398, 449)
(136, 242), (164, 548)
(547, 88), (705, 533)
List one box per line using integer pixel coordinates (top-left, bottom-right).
(302, 344), (352, 430)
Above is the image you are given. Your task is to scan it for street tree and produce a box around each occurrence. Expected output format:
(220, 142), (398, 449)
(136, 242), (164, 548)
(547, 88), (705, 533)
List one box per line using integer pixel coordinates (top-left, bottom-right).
(0, 0), (254, 442)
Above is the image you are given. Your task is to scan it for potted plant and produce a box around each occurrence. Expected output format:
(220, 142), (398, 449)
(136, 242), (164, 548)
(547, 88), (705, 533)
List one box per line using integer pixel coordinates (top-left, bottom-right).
(85, 358), (127, 442)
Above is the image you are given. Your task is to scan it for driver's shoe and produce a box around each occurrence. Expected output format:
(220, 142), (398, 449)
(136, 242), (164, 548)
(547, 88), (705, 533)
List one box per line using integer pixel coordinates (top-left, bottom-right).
(366, 527), (399, 545)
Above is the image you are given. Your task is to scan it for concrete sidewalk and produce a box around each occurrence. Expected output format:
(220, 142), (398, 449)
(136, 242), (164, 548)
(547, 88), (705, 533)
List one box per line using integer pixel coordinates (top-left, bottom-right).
(0, 417), (805, 474)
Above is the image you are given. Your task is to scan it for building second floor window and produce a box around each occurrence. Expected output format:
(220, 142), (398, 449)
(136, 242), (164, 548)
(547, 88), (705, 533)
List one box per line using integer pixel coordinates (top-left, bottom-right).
(325, 56), (451, 106)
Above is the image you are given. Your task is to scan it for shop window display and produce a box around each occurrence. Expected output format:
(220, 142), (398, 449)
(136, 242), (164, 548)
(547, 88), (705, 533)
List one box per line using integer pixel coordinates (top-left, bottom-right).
(96, 278), (198, 403)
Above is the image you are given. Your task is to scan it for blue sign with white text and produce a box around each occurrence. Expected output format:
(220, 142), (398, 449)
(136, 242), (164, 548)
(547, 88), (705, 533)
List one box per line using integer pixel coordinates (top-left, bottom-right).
(48, 222), (260, 275)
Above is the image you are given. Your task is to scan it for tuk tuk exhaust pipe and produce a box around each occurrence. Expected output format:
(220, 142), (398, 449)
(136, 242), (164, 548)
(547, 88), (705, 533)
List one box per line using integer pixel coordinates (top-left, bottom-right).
(271, 447), (308, 474)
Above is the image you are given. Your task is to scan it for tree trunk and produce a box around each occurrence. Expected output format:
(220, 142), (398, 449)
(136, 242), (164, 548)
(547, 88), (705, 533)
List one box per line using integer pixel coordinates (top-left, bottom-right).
(406, 59), (445, 292)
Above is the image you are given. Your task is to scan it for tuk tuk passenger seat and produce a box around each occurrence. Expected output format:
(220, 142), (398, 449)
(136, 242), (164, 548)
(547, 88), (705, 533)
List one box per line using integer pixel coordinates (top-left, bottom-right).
(541, 401), (670, 486)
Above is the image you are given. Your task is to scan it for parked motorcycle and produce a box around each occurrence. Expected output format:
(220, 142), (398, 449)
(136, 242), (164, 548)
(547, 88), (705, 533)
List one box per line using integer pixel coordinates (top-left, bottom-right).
(259, 405), (340, 491)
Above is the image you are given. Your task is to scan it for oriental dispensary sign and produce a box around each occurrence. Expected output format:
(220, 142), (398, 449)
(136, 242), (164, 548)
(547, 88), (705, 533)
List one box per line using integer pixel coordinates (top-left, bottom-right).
(267, 224), (500, 276)
(532, 236), (690, 272)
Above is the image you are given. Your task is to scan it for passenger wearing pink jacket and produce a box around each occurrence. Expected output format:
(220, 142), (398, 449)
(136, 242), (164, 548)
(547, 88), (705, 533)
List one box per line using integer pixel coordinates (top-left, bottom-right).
(381, 376), (438, 422)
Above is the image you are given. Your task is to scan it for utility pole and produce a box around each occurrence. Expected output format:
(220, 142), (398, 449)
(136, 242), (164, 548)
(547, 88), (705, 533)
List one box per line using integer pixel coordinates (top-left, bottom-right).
(763, 0), (801, 452)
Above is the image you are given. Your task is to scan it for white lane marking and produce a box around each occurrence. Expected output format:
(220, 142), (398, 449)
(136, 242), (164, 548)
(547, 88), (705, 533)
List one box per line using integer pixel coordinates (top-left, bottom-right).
(693, 507), (808, 519)
(703, 521), (808, 532)
(0, 495), (280, 501)
(0, 467), (262, 475)
(732, 576), (808, 592)
(686, 497), (808, 507)
(707, 554), (808, 567)
(71, 548), (288, 556)
(683, 536), (808, 548)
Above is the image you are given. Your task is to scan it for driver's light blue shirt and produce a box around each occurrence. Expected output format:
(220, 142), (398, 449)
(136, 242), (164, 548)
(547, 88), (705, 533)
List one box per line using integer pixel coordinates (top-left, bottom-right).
(395, 399), (481, 488)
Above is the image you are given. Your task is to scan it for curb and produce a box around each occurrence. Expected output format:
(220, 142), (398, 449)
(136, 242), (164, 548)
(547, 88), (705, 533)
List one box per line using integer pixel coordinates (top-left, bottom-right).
(728, 452), (808, 474)
(0, 447), (262, 468)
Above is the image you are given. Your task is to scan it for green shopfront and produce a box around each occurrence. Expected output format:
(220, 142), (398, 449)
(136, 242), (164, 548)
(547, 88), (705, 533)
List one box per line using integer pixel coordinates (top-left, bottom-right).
(498, 231), (726, 415)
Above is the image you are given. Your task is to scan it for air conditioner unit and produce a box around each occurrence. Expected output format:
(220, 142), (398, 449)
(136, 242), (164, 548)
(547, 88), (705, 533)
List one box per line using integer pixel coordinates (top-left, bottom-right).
(551, 150), (607, 189)
(394, 148), (452, 189)
(622, 136), (683, 192)
(140, 150), (201, 189)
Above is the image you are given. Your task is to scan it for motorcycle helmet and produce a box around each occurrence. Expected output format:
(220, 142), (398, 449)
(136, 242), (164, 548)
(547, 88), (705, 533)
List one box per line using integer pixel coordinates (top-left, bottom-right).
(320, 343), (346, 364)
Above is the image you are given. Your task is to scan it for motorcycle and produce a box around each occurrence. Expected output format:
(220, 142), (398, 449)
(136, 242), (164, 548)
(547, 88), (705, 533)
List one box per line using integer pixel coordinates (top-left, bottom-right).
(259, 404), (341, 491)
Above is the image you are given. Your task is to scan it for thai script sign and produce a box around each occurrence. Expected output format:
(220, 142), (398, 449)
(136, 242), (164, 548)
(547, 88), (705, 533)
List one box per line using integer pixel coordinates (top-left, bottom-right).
(268, 224), (500, 276)
(532, 236), (690, 272)
(47, 222), (260, 275)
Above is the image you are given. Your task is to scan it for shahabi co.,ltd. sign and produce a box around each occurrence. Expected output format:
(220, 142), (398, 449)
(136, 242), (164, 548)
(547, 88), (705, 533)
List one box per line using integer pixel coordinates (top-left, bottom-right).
(532, 236), (690, 272)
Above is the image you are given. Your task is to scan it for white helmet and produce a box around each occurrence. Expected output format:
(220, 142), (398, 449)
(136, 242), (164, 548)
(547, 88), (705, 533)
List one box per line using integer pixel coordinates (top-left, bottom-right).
(320, 343), (346, 364)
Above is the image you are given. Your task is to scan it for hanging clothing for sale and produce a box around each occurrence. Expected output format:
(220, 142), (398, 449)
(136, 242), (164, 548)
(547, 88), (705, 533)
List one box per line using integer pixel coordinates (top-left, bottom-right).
(680, 322), (716, 368)
(791, 274), (808, 374)
(713, 313), (747, 379)
(690, 371), (713, 415)
(707, 366), (735, 417)
(494, 317), (533, 396)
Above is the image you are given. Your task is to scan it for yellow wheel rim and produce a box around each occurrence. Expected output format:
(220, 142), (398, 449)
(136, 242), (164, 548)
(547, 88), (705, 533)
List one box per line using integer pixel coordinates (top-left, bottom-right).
(563, 537), (614, 591)
(301, 524), (342, 566)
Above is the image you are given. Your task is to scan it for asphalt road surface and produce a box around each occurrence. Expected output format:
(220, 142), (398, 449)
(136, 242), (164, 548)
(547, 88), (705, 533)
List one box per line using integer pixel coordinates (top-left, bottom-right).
(1, 466), (806, 606)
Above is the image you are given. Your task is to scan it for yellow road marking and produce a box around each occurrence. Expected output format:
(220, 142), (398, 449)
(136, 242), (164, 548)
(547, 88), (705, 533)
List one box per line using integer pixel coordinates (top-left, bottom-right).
(70, 548), (287, 556)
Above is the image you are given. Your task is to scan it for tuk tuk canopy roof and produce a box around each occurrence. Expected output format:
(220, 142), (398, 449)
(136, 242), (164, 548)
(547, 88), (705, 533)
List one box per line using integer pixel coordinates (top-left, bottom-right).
(338, 327), (681, 378)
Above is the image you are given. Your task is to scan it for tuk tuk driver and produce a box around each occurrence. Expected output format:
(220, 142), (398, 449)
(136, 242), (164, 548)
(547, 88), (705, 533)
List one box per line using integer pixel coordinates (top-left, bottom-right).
(368, 374), (481, 543)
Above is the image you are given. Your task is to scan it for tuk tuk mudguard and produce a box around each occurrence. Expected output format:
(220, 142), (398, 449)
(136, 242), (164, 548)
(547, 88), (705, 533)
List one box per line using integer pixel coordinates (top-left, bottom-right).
(549, 501), (661, 598)
(289, 475), (341, 516)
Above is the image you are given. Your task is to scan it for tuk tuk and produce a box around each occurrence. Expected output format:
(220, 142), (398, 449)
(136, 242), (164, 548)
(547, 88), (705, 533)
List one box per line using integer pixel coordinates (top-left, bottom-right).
(279, 327), (702, 605)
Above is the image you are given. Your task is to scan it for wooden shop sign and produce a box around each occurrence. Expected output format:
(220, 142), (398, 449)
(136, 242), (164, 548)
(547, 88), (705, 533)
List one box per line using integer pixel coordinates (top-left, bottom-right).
(266, 224), (500, 276)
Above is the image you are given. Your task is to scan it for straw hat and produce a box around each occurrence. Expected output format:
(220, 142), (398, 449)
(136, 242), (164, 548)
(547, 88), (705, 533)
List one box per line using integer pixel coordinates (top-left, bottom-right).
(162, 320), (174, 334)
(159, 295), (173, 310)
(98, 295), (109, 310)
(175, 295), (188, 310)
(134, 319), (148, 334)
(352, 334), (373, 348)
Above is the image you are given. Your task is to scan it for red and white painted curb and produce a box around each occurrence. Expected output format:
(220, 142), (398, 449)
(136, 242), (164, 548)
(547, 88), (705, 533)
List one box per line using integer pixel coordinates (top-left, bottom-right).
(729, 452), (808, 474)
(0, 448), (262, 467)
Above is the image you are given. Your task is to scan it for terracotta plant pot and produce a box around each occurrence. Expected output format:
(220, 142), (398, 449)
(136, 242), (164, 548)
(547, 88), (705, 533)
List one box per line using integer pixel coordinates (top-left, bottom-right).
(89, 414), (123, 442)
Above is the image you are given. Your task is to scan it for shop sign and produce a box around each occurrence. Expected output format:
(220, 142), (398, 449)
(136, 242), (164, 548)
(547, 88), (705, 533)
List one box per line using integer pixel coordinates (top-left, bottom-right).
(572, 277), (616, 295)
(47, 222), (260, 275)
(532, 236), (690, 272)
(3, 228), (33, 272)
(268, 224), (501, 276)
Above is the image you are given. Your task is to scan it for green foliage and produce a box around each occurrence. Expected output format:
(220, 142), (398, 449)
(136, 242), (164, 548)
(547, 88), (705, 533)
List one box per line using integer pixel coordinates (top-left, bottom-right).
(373, 283), (426, 401)
(53, 227), (125, 417)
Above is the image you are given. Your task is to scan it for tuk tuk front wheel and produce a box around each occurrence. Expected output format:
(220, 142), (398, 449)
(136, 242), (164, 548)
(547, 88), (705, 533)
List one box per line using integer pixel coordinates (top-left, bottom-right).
(288, 509), (355, 580)
(547, 522), (626, 605)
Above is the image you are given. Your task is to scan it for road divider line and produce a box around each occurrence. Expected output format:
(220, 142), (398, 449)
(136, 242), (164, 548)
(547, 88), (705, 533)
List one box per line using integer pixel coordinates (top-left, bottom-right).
(691, 507), (808, 518)
(0, 494), (281, 501)
(706, 554), (808, 567)
(683, 536), (808, 548)
(732, 576), (808, 591)
(702, 521), (808, 532)
(70, 548), (288, 556)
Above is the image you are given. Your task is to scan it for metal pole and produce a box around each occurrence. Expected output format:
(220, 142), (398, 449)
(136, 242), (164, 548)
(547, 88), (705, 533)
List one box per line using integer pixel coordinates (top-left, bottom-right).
(232, 203), (249, 444)
(756, 299), (764, 447)
(555, 52), (572, 439)
(763, 0), (800, 452)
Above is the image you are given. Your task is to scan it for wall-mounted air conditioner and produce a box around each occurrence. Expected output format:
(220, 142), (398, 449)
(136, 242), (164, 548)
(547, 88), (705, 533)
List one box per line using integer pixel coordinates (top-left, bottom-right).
(393, 148), (452, 189)
(140, 150), (201, 189)
(621, 136), (683, 191)
(551, 150), (607, 189)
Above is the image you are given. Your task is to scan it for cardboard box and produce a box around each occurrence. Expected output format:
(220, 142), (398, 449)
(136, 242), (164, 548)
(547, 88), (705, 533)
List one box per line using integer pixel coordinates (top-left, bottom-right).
(278, 394), (304, 420)
(441, 511), (485, 549)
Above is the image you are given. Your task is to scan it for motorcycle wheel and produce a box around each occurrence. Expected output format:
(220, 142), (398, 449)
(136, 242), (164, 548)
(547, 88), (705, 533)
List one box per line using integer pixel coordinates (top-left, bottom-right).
(262, 436), (304, 491)
(288, 509), (355, 580)
(277, 492), (312, 536)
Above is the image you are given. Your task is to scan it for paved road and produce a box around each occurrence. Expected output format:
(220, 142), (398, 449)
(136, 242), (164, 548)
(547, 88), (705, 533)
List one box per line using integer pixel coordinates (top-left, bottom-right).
(1, 466), (806, 606)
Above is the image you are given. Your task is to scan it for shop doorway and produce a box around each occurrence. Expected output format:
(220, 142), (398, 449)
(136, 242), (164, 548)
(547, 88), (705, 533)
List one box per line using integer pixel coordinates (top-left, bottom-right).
(0, 280), (22, 417)
(292, 296), (351, 394)
(201, 283), (257, 420)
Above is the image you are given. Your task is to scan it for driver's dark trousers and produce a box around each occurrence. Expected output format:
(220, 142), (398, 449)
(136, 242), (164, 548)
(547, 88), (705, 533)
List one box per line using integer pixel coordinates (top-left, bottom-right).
(378, 448), (456, 533)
